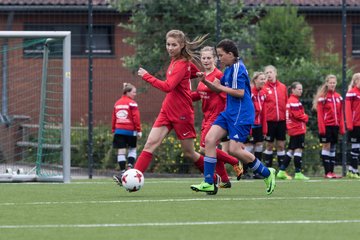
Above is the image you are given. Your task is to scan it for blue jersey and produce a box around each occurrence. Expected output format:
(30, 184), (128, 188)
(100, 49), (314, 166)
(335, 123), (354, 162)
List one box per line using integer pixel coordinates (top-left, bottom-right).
(220, 60), (254, 125)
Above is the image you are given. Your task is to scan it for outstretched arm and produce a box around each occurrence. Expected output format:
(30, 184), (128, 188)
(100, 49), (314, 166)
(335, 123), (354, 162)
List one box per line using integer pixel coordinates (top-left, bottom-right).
(138, 63), (187, 93)
(345, 94), (354, 131)
(198, 72), (244, 98)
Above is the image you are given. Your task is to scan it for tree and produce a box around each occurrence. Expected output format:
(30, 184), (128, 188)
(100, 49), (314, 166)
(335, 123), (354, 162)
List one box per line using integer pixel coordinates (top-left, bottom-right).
(110, 0), (261, 76)
(252, 6), (353, 133)
(254, 5), (314, 67)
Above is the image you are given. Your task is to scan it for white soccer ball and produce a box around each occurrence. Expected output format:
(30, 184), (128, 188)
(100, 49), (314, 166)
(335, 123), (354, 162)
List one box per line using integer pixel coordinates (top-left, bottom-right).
(122, 169), (144, 192)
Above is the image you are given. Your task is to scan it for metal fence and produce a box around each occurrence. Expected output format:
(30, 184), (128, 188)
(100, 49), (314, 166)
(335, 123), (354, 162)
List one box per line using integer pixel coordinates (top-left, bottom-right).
(0, 1), (358, 178)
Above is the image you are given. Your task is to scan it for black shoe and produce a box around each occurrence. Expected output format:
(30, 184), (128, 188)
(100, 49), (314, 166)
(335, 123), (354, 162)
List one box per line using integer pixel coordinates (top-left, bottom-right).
(219, 181), (232, 188)
(113, 175), (123, 186)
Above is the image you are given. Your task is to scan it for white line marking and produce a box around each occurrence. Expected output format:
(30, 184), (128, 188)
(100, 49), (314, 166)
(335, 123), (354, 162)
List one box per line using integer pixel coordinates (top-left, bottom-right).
(1, 196), (360, 206)
(1, 220), (360, 229)
(0, 178), (356, 185)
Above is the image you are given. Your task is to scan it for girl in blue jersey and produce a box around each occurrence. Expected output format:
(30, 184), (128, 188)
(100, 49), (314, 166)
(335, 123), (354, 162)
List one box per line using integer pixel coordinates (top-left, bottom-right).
(191, 39), (276, 195)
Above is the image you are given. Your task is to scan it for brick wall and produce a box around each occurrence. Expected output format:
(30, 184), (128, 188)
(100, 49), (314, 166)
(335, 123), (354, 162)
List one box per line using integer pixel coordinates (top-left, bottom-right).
(1, 9), (360, 129)
(0, 11), (165, 128)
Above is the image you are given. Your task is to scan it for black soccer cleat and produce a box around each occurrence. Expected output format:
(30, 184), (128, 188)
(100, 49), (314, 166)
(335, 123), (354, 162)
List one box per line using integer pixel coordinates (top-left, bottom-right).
(113, 175), (123, 187)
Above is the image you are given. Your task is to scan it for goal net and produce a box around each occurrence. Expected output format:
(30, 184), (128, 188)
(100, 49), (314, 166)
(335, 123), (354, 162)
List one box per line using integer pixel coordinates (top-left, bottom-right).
(0, 31), (71, 183)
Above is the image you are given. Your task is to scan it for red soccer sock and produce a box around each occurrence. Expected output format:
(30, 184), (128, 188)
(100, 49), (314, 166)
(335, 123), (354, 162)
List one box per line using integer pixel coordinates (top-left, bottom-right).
(194, 155), (204, 173)
(134, 150), (153, 173)
(216, 148), (238, 166)
(216, 161), (229, 182)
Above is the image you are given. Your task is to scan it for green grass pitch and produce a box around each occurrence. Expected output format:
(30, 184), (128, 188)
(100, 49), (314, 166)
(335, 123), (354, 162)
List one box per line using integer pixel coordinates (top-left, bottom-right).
(0, 177), (359, 240)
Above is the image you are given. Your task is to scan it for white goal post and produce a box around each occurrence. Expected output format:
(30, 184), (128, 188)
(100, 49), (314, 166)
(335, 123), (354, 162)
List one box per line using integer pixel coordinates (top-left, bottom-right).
(0, 31), (71, 183)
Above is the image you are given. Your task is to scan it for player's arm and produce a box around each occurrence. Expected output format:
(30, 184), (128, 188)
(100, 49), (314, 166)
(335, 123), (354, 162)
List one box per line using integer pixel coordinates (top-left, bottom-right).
(290, 104), (309, 123)
(130, 103), (142, 133)
(199, 73), (244, 97)
(345, 93), (354, 131)
(138, 64), (186, 93)
(224, 68), (247, 98)
(220, 85), (244, 98)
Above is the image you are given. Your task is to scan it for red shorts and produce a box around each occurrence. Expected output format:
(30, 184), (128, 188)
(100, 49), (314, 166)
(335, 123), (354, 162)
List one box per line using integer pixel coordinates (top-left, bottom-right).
(200, 117), (224, 147)
(200, 123), (212, 148)
(153, 111), (196, 140)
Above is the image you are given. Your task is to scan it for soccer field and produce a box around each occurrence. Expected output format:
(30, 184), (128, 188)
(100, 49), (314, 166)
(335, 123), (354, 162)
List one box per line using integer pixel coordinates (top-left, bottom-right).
(0, 178), (359, 240)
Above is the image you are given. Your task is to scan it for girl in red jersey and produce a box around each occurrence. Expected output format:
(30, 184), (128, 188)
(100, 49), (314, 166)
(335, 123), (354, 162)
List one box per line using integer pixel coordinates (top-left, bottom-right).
(263, 65), (288, 174)
(345, 73), (360, 179)
(277, 82), (309, 180)
(192, 46), (242, 188)
(312, 74), (345, 179)
(111, 83), (142, 176)
(244, 72), (267, 179)
(113, 30), (219, 191)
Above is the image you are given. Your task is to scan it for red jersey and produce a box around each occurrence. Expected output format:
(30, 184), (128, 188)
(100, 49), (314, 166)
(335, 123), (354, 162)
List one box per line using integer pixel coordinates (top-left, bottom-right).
(264, 79), (288, 122)
(345, 86), (360, 130)
(142, 59), (197, 123)
(286, 94), (308, 136)
(112, 95), (141, 133)
(316, 90), (345, 135)
(251, 86), (268, 135)
(191, 68), (225, 125)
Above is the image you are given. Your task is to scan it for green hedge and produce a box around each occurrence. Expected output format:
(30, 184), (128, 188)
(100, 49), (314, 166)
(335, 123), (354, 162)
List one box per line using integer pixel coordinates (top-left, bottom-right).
(70, 124), (326, 176)
(71, 124), (200, 174)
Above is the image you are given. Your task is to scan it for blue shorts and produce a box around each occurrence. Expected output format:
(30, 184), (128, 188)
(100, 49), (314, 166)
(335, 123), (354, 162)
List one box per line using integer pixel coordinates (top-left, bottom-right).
(213, 113), (251, 143)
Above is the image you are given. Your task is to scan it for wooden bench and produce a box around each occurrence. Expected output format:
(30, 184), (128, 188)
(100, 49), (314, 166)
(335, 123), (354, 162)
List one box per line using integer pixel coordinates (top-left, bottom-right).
(20, 123), (87, 131)
(16, 141), (78, 150)
(16, 124), (86, 155)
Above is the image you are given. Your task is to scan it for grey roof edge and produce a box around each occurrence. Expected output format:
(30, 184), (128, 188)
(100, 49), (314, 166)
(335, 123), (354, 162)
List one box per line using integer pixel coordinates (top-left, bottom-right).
(297, 6), (360, 12)
(245, 5), (360, 13)
(0, 3), (359, 13)
(0, 5), (118, 12)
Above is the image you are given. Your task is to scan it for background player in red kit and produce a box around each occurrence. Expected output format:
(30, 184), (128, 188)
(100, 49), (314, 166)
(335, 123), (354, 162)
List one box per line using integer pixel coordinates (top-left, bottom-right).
(277, 82), (309, 180)
(113, 30), (220, 191)
(244, 71), (267, 179)
(313, 74), (344, 179)
(345, 73), (360, 179)
(263, 65), (289, 177)
(112, 83), (142, 179)
(191, 46), (243, 188)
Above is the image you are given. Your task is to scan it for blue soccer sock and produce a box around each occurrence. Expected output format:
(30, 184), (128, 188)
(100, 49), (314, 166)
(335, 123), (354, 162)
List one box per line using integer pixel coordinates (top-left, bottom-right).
(204, 156), (217, 184)
(248, 158), (270, 178)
